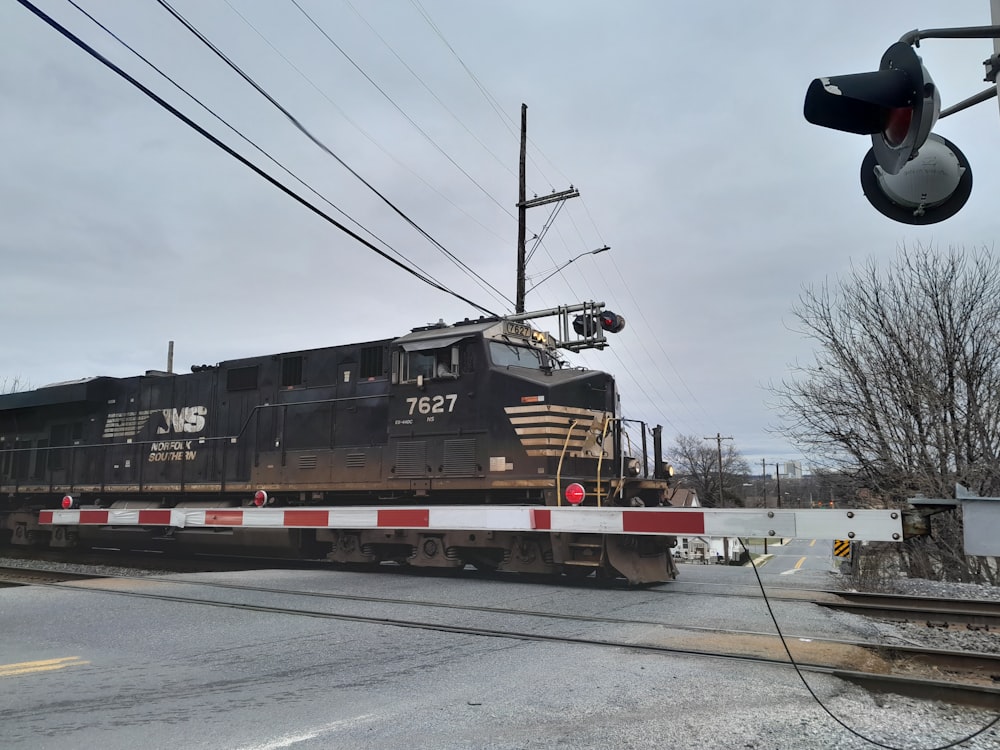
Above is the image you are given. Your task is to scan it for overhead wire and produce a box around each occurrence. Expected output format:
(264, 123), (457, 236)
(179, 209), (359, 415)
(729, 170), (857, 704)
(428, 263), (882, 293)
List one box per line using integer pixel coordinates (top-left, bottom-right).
(341, 0), (517, 182)
(288, 0), (516, 223)
(16, 0), (497, 317)
(407, 0), (564, 196)
(217, 0), (514, 310)
(61, 0), (440, 288)
(529, 220), (713, 440)
(154, 0), (514, 312)
(221, 0), (515, 250)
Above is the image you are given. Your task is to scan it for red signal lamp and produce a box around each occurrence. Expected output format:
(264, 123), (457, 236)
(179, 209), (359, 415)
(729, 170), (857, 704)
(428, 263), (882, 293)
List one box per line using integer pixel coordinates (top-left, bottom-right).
(253, 490), (268, 507)
(61, 495), (75, 509)
(565, 483), (586, 505)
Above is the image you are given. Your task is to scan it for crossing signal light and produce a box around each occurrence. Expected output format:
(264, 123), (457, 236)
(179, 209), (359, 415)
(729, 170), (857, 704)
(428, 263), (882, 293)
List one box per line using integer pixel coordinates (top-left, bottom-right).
(598, 311), (625, 334)
(804, 42), (972, 224)
(572, 311), (626, 337)
(805, 42), (939, 175)
(572, 314), (597, 337)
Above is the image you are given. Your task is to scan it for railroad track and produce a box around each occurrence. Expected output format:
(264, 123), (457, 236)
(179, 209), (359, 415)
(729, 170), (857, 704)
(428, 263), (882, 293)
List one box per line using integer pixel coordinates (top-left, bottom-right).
(818, 591), (1000, 628)
(3, 563), (997, 708)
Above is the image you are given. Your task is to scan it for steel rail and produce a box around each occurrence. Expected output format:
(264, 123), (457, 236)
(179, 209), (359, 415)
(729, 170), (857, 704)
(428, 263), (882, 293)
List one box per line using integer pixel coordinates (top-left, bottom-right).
(7, 571), (996, 708)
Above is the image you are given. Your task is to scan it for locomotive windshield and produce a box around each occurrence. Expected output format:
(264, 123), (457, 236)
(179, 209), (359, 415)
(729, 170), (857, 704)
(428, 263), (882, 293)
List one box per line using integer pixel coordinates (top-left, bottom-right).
(489, 341), (557, 371)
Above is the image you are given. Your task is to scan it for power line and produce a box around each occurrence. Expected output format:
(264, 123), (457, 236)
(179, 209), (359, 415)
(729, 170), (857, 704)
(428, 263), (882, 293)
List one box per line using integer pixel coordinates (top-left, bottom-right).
(289, 0), (515, 222)
(213, 0), (514, 310)
(155, 0), (513, 310)
(342, 0), (516, 181)
(16, 0), (497, 316)
(407, 0), (565, 197)
(62, 0), (441, 288)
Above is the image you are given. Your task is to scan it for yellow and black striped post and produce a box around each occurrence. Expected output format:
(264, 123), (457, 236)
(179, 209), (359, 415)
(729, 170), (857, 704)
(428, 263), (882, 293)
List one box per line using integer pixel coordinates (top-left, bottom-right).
(833, 539), (852, 559)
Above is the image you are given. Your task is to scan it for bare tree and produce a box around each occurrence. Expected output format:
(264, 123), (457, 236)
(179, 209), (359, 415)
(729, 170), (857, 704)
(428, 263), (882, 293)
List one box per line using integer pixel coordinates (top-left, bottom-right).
(668, 434), (750, 507)
(773, 244), (1000, 583)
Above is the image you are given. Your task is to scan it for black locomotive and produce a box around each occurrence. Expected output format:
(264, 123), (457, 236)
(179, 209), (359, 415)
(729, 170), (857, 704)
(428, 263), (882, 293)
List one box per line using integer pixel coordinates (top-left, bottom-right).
(0, 313), (677, 582)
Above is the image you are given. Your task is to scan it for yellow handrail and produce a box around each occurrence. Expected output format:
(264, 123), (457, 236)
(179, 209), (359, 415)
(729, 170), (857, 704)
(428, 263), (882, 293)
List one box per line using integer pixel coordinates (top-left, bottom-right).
(594, 416), (611, 507)
(555, 419), (580, 506)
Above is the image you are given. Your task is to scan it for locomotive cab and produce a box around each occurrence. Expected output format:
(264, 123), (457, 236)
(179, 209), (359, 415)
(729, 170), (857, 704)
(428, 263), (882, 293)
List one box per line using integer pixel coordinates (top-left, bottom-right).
(387, 318), (660, 508)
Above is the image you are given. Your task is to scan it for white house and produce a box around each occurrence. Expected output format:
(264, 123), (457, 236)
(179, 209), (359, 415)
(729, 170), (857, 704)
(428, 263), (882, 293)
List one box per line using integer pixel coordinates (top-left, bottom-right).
(665, 487), (743, 563)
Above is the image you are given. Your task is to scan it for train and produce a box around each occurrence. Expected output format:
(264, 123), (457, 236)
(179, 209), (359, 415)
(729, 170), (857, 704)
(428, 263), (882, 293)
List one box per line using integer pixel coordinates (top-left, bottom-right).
(0, 306), (679, 583)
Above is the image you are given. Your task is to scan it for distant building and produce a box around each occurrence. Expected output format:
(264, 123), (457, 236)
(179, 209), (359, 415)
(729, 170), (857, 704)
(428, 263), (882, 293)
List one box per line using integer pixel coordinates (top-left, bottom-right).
(666, 487), (739, 563)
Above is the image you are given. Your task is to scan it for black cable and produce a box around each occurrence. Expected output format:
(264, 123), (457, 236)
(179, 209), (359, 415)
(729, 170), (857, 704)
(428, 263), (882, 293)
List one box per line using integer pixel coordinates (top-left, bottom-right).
(60, 0), (443, 290)
(217, 0), (513, 310)
(290, 0), (515, 220)
(16, 0), (497, 317)
(155, 0), (513, 310)
(738, 537), (999, 750)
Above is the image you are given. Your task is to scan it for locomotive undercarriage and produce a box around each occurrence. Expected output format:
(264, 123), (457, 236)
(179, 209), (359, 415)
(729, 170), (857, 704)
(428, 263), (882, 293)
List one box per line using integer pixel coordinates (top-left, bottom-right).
(316, 528), (676, 582)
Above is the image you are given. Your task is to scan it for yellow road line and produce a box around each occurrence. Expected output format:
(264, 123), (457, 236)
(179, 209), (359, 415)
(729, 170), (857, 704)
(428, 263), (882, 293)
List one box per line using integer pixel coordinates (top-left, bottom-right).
(809, 539), (816, 547)
(0, 657), (90, 678)
(794, 557), (806, 569)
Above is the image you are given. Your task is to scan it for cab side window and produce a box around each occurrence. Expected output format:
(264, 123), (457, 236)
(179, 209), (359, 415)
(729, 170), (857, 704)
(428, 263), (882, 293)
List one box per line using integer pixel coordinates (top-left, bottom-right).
(398, 346), (460, 383)
(404, 351), (435, 382)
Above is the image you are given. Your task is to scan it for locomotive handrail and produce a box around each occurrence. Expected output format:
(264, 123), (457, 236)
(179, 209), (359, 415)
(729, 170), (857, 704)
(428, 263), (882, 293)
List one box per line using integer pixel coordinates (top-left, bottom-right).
(594, 416), (611, 507)
(555, 419), (581, 506)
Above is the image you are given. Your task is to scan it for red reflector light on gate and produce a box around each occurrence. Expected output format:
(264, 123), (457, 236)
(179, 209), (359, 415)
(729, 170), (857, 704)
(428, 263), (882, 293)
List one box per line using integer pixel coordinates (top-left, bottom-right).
(565, 483), (586, 505)
(253, 490), (268, 507)
(61, 495), (75, 509)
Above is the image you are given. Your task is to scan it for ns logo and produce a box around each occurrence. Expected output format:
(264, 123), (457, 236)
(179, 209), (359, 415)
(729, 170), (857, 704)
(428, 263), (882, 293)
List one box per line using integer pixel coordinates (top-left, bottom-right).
(157, 406), (207, 434)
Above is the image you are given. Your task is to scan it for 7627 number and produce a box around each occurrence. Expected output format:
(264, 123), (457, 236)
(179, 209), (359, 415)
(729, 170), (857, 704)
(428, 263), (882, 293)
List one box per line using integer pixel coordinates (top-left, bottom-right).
(406, 394), (458, 415)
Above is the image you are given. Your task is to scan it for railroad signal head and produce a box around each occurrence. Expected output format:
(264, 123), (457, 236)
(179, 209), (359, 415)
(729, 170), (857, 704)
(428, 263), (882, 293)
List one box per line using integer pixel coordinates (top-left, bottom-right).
(573, 311), (625, 337)
(61, 495), (75, 509)
(253, 490), (268, 507)
(572, 314), (598, 337)
(805, 42), (939, 175)
(598, 311), (625, 334)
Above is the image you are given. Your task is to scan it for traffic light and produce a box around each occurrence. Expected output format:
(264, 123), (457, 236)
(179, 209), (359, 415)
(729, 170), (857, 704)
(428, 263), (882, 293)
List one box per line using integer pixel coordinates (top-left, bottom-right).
(804, 42), (972, 223)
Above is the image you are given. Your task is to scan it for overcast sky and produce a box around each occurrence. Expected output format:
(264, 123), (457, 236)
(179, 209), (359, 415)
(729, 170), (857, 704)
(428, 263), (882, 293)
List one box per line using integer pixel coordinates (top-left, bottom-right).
(3, 1), (998, 474)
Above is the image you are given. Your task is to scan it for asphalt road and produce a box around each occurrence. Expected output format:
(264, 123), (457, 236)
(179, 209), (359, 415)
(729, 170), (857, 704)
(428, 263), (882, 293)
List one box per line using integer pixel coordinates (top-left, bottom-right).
(0, 541), (995, 750)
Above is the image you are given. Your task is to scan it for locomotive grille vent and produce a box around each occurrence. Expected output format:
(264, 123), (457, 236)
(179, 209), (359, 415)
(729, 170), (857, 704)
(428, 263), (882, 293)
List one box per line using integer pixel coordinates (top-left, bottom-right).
(298, 455), (318, 470)
(443, 438), (477, 475)
(346, 452), (366, 468)
(394, 441), (427, 477)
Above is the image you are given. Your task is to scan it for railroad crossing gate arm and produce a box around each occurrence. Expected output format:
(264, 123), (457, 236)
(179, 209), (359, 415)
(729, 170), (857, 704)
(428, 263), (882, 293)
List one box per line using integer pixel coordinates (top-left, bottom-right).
(39, 505), (905, 542)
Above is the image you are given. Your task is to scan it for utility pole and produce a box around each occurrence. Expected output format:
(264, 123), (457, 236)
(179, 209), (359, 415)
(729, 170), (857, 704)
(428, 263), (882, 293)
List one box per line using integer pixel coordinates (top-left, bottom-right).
(775, 462), (782, 508)
(703, 433), (733, 506)
(514, 103), (580, 313)
(704, 433), (733, 563)
(516, 104), (527, 313)
(761, 458), (768, 508)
